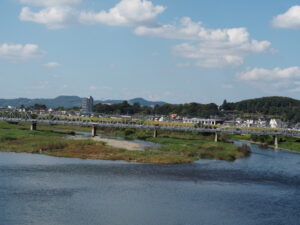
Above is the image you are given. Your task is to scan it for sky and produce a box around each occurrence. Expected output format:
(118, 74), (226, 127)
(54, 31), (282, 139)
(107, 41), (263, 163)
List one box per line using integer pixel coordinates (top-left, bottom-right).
(1, 0), (300, 104)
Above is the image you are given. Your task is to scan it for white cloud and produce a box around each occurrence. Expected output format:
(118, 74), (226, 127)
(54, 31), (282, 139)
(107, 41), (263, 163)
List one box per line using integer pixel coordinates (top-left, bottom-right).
(136, 17), (271, 67)
(19, 0), (81, 7)
(0, 43), (45, 60)
(173, 43), (246, 68)
(238, 67), (300, 93)
(135, 17), (250, 42)
(44, 62), (61, 67)
(238, 67), (300, 81)
(272, 6), (300, 29)
(79, 0), (165, 26)
(19, 0), (164, 29)
(135, 17), (270, 48)
(20, 6), (79, 29)
(17, 0), (270, 68)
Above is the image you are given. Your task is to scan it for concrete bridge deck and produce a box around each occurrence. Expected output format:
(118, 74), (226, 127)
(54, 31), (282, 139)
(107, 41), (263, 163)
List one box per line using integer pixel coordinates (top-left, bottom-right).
(1, 117), (300, 138)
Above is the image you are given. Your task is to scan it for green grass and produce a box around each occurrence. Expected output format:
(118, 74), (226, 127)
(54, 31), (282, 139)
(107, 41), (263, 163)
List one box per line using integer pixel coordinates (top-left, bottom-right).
(279, 142), (300, 152)
(96, 127), (250, 161)
(279, 137), (300, 152)
(147, 137), (249, 161)
(0, 122), (72, 153)
(98, 127), (217, 141)
(230, 133), (300, 152)
(0, 122), (250, 164)
(230, 134), (252, 141)
(0, 122), (68, 139)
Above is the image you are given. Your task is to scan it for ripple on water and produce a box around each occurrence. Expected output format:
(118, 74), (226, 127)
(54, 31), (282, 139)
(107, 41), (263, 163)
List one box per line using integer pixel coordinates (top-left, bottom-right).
(0, 142), (299, 225)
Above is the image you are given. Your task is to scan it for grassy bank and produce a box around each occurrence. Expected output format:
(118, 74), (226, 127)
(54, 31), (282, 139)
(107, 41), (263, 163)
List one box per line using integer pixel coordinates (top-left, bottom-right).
(230, 134), (300, 153)
(0, 122), (250, 164)
(95, 127), (250, 161)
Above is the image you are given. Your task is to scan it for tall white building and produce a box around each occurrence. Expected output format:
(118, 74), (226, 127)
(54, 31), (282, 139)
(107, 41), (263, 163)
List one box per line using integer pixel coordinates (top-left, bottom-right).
(82, 96), (94, 113)
(269, 119), (286, 129)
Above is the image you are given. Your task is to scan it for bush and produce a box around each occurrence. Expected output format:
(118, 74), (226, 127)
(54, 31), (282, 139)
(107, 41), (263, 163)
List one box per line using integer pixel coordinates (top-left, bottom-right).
(251, 135), (273, 144)
(124, 128), (135, 136)
(0, 136), (17, 141)
(237, 144), (251, 156)
(40, 142), (68, 151)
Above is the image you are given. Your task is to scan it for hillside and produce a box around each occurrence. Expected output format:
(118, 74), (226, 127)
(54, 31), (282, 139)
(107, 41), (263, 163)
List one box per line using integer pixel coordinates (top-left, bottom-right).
(221, 96), (300, 122)
(0, 96), (82, 108)
(95, 98), (167, 106)
(128, 98), (167, 106)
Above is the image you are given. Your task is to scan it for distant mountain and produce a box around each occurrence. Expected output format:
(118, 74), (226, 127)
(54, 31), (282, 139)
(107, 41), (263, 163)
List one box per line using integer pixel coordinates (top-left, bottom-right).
(95, 98), (167, 106)
(0, 96), (82, 108)
(128, 98), (167, 106)
(0, 96), (168, 108)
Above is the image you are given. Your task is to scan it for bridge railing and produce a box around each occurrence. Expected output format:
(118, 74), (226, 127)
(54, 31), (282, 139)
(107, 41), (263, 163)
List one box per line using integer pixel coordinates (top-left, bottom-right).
(0, 117), (300, 137)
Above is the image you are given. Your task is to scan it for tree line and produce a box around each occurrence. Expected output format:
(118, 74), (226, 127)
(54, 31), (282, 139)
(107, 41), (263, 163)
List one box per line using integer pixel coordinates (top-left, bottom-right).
(93, 101), (220, 118)
(94, 96), (300, 122)
(220, 97), (300, 123)
(20, 96), (300, 123)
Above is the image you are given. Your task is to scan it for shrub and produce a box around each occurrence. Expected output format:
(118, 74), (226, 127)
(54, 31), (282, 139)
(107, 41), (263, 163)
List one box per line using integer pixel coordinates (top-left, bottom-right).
(124, 128), (135, 136)
(237, 144), (251, 156)
(40, 142), (68, 151)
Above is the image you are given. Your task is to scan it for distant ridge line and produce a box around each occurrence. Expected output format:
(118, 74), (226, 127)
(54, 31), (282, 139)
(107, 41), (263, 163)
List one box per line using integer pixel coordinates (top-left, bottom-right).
(0, 96), (168, 108)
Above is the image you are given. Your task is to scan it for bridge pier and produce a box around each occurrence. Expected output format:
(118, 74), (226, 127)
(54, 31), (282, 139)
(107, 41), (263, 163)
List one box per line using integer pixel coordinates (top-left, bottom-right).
(274, 135), (279, 150)
(30, 122), (37, 131)
(214, 132), (218, 143)
(92, 125), (97, 137)
(153, 129), (158, 138)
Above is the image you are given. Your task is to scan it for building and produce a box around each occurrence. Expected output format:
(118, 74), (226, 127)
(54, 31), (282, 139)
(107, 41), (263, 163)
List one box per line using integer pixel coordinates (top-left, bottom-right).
(294, 123), (300, 130)
(245, 119), (254, 127)
(159, 116), (166, 122)
(81, 96), (94, 113)
(270, 119), (286, 129)
(233, 118), (268, 128)
(183, 117), (224, 125)
(256, 119), (268, 128)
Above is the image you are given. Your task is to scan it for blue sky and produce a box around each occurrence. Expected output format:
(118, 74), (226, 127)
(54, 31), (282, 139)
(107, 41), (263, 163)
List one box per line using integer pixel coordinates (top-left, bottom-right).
(1, 0), (300, 104)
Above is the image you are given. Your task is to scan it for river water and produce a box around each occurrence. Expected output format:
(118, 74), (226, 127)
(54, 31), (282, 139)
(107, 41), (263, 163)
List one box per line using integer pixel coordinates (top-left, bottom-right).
(0, 142), (299, 225)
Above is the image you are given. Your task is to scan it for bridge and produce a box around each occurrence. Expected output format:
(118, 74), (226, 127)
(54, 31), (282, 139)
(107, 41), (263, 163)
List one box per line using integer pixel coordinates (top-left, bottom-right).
(1, 113), (300, 150)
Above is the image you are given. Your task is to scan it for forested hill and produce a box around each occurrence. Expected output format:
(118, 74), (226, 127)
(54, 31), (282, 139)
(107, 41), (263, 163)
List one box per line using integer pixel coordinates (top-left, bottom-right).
(221, 96), (300, 122)
(93, 102), (220, 118)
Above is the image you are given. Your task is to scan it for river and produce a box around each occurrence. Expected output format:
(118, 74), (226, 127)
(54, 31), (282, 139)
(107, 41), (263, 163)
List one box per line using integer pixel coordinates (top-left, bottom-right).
(0, 141), (299, 225)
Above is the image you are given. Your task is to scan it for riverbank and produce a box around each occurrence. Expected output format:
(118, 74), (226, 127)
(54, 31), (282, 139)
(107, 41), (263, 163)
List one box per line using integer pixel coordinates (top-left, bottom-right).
(0, 122), (250, 164)
(85, 127), (251, 161)
(229, 134), (300, 153)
